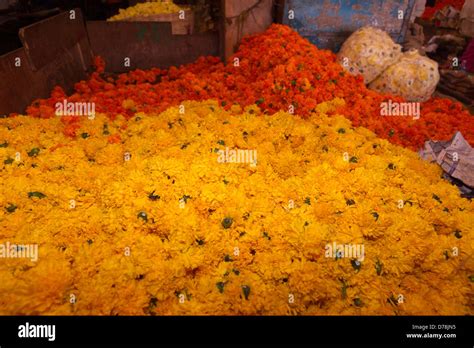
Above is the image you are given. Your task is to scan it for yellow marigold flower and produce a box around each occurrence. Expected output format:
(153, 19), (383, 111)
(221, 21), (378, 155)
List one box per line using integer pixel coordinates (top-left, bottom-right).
(108, 1), (184, 21)
(0, 100), (472, 315)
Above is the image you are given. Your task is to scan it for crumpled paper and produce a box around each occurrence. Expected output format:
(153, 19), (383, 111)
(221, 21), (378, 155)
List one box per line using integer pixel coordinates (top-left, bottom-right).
(420, 131), (474, 197)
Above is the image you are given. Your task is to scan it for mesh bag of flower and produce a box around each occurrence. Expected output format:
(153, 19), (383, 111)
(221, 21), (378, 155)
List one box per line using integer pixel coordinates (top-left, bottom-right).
(337, 26), (402, 84)
(369, 50), (440, 102)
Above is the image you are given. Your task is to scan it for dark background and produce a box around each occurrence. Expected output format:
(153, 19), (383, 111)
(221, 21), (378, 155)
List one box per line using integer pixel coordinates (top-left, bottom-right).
(0, 0), (221, 55)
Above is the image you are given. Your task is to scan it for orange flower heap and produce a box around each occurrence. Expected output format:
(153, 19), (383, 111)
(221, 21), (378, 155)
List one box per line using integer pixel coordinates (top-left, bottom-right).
(23, 25), (474, 150)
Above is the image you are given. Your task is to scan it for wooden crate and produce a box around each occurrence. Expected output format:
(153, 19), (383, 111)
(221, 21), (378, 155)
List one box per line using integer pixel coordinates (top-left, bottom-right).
(124, 9), (194, 35)
(87, 20), (218, 72)
(0, 9), (93, 115)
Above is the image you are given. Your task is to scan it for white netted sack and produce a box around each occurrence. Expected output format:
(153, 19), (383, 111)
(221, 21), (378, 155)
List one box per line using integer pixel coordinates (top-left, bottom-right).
(368, 50), (439, 102)
(337, 26), (402, 84)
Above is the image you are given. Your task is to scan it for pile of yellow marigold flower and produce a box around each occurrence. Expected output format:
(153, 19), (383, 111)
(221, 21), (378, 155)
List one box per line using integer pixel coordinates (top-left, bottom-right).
(0, 100), (472, 315)
(108, 1), (183, 21)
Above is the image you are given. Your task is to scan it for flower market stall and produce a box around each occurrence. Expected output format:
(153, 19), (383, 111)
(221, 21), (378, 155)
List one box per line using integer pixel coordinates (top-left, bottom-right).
(0, 0), (473, 321)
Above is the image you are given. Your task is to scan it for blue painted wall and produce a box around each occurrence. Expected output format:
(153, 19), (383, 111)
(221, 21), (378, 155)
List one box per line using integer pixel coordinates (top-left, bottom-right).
(282, 0), (415, 52)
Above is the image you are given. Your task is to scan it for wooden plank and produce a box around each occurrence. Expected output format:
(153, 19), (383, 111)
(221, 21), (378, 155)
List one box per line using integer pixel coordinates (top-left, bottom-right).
(0, 45), (91, 115)
(274, 0), (286, 23)
(18, 8), (89, 71)
(123, 10), (195, 35)
(223, 0), (273, 61)
(0, 9), (93, 115)
(86, 21), (219, 72)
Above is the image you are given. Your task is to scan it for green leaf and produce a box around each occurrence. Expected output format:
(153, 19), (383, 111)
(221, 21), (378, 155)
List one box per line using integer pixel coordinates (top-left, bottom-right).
(242, 285), (250, 300)
(0, 141), (8, 148)
(148, 190), (160, 201)
(432, 194), (442, 203)
(27, 147), (40, 157)
(340, 279), (347, 299)
(371, 212), (379, 221)
(221, 217), (233, 229)
(216, 282), (225, 293)
(387, 294), (398, 306)
(5, 203), (17, 213)
(375, 260), (383, 275)
(149, 297), (158, 309)
(28, 191), (46, 199)
(351, 259), (361, 272)
(137, 211), (148, 222)
(181, 195), (191, 203)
